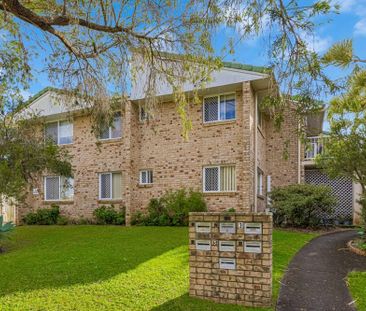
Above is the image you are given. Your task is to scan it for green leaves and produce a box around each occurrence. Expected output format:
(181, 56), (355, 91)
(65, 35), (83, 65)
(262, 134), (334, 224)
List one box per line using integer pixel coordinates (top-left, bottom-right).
(322, 39), (353, 68)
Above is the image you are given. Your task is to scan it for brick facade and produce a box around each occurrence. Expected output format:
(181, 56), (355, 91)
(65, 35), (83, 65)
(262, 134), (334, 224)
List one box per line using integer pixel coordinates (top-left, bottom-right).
(17, 81), (301, 224)
(189, 212), (273, 307)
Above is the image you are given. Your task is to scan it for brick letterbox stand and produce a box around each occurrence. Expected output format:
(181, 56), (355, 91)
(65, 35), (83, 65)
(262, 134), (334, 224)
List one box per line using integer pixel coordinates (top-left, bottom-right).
(189, 212), (272, 307)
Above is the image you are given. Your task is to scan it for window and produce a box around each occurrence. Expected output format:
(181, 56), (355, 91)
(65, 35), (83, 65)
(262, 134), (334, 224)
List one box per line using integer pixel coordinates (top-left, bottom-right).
(257, 102), (264, 129)
(99, 112), (122, 140)
(203, 94), (236, 123)
(45, 120), (73, 145)
(99, 172), (122, 200)
(257, 168), (264, 196)
(203, 166), (236, 192)
(44, 176), (74, 201)
(139, 105), (150, 122)
(140, 170), (153, 184)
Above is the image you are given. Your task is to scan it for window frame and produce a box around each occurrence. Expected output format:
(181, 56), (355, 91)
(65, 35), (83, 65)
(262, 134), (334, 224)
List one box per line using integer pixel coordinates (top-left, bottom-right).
(203, 165), (236, 193)
(45, 120), (73, 145)
(98, 172), (122, 200)
(44, 176), (74, 201)
(257, 167), (264, 196)
(139, 170), (153, 185)
(139, 105), (150, 122)
(99, 112), (122, 141)
(203, 92), (236, 124)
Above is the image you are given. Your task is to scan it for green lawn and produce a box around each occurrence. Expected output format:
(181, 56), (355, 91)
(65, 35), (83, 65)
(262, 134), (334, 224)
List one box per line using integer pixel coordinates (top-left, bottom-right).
(349, 272), (366, 311)
(0, 226), (316, 310)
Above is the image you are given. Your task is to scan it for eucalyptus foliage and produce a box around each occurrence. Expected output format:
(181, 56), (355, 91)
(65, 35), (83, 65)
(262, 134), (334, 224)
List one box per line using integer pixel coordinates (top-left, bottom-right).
(0, 0), (338, 137)
(317, 39), (366, 235)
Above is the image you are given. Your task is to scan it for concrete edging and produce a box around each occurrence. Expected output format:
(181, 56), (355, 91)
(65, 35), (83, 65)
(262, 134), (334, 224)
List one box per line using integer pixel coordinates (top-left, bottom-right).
(347, 240), (366, 257)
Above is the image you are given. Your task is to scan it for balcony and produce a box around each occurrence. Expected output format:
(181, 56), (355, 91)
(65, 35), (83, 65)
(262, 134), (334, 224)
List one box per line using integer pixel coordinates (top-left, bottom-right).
(304, 136), (326, 161)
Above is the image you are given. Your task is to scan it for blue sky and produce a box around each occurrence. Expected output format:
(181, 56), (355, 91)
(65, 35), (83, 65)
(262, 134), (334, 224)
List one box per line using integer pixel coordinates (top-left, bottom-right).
(23, 0), (366, 100)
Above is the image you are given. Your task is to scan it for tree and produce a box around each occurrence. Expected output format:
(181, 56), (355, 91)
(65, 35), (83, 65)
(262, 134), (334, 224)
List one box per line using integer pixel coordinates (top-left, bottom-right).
(0, 0), (336, 133)
(317, 40), (366, 236)
(0, 0), (336, 199)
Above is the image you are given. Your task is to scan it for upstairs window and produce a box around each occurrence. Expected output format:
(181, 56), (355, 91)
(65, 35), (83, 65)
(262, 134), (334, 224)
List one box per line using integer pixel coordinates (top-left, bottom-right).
(99, 112), (122, 140)
(99, 172), (122, 200)
(203, 165), (236, 192)
(45, 120), (73, 145)
(204, 94), (236, 123)
(139, 170), (153, 185)
(44, 176), (74, 201)
(139, 105), (150, 122)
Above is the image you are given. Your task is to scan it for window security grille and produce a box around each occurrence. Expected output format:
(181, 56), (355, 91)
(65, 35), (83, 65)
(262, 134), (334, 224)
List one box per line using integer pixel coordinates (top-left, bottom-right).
(140, 170), (153, 184)
(99, 172), (122, 199)
(45, 176), (74, 201)
(204, 94), (235, 122)
(203, 166), (236, 192)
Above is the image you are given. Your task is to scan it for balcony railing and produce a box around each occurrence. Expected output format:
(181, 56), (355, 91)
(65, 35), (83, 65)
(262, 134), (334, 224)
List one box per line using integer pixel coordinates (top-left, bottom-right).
(304, 136), (326, 160)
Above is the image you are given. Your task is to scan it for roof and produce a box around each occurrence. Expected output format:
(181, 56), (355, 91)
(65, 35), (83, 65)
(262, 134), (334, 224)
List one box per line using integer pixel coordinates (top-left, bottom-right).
(222, 61), (270, 74)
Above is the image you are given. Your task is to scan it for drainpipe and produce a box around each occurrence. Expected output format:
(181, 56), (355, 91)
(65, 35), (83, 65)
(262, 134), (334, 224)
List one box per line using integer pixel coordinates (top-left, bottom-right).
(254, 92), (258, 212)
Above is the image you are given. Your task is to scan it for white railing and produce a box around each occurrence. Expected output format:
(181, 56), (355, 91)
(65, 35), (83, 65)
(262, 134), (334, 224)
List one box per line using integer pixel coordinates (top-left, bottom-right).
(304, 136), (326, 160)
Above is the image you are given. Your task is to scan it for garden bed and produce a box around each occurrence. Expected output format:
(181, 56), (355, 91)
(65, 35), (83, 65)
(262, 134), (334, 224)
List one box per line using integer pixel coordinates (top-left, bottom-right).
(347, 239), (366, 257)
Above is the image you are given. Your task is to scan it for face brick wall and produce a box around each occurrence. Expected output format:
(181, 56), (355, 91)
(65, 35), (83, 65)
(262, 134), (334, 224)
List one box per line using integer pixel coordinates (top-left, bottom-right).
(17, 83), (300, 224)
(265, 105), (301, 190)
(189, 212), (273, 307)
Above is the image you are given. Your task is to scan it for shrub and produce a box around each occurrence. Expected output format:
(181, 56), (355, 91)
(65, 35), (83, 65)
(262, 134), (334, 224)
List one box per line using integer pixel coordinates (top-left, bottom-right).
(93, 205), (125, 225)
(56, 216), (69, 225)
(23, 205), (61, 225)
(0, 215), (15, 243)
(269, 184), (336, 228)
(132, 188), (207, 226)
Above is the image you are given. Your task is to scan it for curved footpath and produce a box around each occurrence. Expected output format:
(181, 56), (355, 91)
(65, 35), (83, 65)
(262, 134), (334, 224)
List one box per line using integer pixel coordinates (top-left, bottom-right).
(277, 230), (366, 311)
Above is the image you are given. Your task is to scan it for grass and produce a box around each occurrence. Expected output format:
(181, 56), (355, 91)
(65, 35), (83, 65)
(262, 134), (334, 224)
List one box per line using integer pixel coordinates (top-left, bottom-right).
(0, 226), (316, 310)
(349, 271), (366, 310)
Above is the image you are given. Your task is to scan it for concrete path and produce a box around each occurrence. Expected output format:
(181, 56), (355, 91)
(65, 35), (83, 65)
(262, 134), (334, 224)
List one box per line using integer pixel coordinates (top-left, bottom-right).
(277, 230), (366, 311)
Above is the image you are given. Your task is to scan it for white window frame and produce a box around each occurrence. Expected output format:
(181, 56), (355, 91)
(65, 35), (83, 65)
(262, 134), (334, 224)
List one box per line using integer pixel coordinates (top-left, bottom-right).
(44, 176), (74, 201)
(45, 120), (73, 145)
(203, 165), (236, 193)
(139, 170), (153, 185)
(98, 172), (122, 200)
(99, 112), (122, 141)
(257, 168), (264, 196)
(203, 92), (236, 124)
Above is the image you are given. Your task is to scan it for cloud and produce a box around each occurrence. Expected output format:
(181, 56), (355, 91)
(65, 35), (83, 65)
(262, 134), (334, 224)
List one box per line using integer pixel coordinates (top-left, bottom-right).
(301, 32), (332, 54)
(20, 90), (32, 100)
(354, 18), (366, 36)
(336, 0), (357, 12)
(335, 0), (366, 36)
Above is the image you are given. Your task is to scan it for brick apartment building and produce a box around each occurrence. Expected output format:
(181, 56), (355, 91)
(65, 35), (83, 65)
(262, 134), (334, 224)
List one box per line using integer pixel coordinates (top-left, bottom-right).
(2, 62), (361, 225)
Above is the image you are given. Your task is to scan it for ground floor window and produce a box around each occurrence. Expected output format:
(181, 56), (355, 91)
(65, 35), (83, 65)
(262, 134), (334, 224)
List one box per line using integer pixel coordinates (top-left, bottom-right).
(139, 170), (153, 185)
(203, 165), (236, 192)
(99, 172), (122, 200)
(44, 176), (74, 201)
(257, 168), (264, 196)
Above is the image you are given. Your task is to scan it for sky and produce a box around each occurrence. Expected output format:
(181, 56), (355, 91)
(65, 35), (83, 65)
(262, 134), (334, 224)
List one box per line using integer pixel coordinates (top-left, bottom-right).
(22, 0), (366, 101)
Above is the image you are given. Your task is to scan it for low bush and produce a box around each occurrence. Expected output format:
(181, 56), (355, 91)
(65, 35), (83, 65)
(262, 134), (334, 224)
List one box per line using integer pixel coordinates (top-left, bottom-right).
(93, 205), (125, 225)
(132, 188), (207, 226)
(269, 183), (336, 228)
(23, 205), (62, 225)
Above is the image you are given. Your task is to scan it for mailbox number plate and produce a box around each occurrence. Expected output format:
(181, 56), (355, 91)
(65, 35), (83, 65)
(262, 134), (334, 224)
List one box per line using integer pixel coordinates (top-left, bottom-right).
(220, 222), (236, 234)
(196, 222), (211, 233)
(219, 258), (236, 270)
(219, 241), (235, 252)
(244, 223), (262, 235)
(244, 241), (262, 253)
(196, 240), (211, 251)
